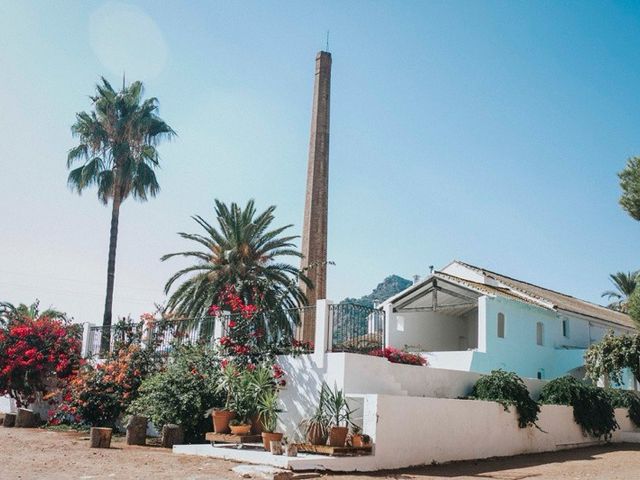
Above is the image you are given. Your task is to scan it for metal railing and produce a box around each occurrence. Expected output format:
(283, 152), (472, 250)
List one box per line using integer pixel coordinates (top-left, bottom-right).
(85, 306), (315, 358)
(329, 303), (385, 354)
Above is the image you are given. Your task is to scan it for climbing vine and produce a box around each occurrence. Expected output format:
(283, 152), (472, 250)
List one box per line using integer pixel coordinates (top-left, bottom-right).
(471, 369), (540, 428)
(539, 376), (618, 440)
(608, 388), (640, 428)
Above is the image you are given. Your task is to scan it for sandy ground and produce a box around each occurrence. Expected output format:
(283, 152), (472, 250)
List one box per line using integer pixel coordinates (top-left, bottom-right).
(2, 428), (640, 480)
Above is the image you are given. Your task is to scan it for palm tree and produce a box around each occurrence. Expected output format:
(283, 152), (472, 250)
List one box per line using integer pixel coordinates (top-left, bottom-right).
(67, 77), (175, 350)
(162, 199), (312, 337)
(601, 271), (639, 312)
(0, 300), (67, 325)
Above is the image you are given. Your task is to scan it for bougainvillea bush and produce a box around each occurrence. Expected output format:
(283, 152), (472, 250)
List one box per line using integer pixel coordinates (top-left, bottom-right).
(128, 344), (225, 442)
(53, 318), (165, 428)
(0, 315), (82, 407)
(369, 347), (427, 366)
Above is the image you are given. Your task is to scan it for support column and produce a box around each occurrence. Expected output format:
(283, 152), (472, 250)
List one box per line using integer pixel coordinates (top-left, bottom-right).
(81, 323), (93, 358)
(313, 299), (332, 367)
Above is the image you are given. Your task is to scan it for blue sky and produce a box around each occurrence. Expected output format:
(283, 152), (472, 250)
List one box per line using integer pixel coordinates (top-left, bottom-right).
(0, 1), (639, 323)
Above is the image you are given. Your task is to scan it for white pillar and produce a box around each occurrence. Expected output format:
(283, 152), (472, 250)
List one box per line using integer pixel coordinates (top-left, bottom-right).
(81, 322), (93, 358)
(213, 311), (230, 341)
(314, 299), (332, 367)
(477, 297), (488, 353)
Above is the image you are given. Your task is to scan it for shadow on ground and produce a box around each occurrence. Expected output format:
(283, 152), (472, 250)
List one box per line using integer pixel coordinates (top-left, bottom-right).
(329, 443), (640, 479)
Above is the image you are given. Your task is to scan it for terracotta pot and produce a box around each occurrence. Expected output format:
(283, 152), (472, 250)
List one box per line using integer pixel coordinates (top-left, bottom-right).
(212, 410), (235, 434)
(261, 431), (283, 451)
(306, 423), (328, 445)
(251, 414), (264, 435)
(328, 426), (349, 447)
(352, 434), (366, 447)
(229, 424), (252, 435)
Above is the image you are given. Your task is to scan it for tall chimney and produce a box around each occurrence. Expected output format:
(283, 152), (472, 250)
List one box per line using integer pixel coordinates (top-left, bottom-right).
(299, 51), (331, 342)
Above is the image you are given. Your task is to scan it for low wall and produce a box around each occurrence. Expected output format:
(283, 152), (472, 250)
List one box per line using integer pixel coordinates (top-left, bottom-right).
(364, 395), (640, 470)
(277, 352), (549, 438)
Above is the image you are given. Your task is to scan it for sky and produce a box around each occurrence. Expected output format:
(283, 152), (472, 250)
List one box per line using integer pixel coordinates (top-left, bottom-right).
(1, 1), (639, 324)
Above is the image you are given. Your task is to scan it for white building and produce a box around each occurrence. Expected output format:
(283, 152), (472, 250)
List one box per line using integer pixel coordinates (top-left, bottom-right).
(381, 260), (636, 386)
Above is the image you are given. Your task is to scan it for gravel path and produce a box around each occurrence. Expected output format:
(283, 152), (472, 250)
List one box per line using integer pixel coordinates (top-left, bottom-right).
(1, 428), (639, 479)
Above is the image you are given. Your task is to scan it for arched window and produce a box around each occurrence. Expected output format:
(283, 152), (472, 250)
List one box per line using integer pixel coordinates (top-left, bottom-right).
(536, 322), (544, 346)
(497, 313), (505, 338)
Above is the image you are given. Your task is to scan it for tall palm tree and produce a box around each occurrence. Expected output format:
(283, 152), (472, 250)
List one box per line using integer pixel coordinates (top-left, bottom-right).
(67, 77), (175, 350)
(601, 271), (639, 312)
(162, 199), (312, 336)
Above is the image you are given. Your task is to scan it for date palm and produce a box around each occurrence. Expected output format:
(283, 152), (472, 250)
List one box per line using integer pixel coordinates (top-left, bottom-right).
(602, 271), (639, 312)
(162, 199), (312, 337)
(67, 77), (175, 350)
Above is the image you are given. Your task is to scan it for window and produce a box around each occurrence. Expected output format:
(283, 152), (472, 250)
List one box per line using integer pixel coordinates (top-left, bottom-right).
(536, 322), (544, 346)
(396, 316), (405, 332)
(497, 313), (505, 338)
(562, 318), (570, 338)
(537, 369), (545, 380)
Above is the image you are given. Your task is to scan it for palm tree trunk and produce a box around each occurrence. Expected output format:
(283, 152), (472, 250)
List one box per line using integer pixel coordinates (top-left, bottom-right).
(100, 188), (122, 354)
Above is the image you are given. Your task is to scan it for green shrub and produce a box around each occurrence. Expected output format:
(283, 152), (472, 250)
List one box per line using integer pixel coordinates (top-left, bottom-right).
(471, 369), (539, 428)
(607, 388), (640, 427)
(539, 376), (618, 439)
(128, 344), (225, 442)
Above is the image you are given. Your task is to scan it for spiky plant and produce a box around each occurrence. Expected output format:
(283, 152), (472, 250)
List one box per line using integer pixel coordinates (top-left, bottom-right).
(601, 271), (639, 312)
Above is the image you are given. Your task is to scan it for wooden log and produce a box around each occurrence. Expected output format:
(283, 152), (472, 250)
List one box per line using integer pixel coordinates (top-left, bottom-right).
(161, 424), (184, 448)
(125, 415), (147, 446)
(15, 408), (38, 428)
(3, 413), (16, 428)
(90, 427), (113, 448)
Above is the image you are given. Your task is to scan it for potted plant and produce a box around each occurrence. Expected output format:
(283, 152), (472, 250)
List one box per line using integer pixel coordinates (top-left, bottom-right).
(229, 418), (252, 435)
(301, 384), (330, 445)
(212, 364), (237, 433)
(324, 383), (354, 447)
(350, 425), (371, 447)
(258, 389), (284, 451)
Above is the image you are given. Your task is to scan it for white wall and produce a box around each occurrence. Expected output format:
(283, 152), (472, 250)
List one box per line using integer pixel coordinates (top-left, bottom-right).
(363, 395), (639, 470)
(388, 310), (478, 352)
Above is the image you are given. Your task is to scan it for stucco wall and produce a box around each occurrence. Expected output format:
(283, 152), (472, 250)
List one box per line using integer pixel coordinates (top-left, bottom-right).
(365, 395), (639, 470)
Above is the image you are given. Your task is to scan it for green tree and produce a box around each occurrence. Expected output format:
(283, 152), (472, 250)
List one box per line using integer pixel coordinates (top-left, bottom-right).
(162, 199), (311, 335)
(66, 77), (175, 350)
(0, 299), (67, 325)
(601, 271), (639, 313)
(619, 156), (640, 221)
(628, 288), (640, 330)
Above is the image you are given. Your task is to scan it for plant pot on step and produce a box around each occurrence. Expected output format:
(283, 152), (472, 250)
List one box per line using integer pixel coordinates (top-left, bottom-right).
(352, 434), (370, 447)
(229, 423), (252, 435)
(328, 426), (349, 447)
(251, 414), (264, 435)
(306, 423), (328, 445)
(212, 410), (235, 434)
(261, 431), (283, 451)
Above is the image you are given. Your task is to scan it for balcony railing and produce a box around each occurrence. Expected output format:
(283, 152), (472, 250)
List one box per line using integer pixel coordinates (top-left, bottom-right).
(329, 303), (385, 354)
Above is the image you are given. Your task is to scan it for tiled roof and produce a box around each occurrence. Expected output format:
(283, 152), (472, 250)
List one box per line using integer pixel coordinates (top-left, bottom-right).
(455, 261), (634, 329)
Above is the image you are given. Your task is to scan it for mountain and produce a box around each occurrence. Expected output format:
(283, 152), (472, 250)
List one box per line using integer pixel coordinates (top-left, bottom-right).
(341, 275), (413, 308)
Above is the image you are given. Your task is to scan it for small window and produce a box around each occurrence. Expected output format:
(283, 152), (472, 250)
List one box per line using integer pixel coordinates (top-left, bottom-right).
(562, 319), (569, 338)
(497, 313), (505, 338)
(537, 369), (545, 380)
(536, 322), (544, 346)
(396, 316), (405, 332)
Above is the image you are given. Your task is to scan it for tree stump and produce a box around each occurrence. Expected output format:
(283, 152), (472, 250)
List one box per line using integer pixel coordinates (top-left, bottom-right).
(15, 408), (38, 428)
(126, 415), (147, 446)
(3, 413), (16, 428)
(90, 427), (113, 448)
(161, 424), (184, 448)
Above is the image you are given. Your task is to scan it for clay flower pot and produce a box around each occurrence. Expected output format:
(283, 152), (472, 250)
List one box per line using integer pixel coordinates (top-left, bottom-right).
(306, 423), (328, 445)
(212, 410), (235, 434)
(352, 434), (366, 447)
(328, 426), (349, 447)
(229, 424), (252, 435)
(251, 414), (264, 435)
(261, 431), (283, 451)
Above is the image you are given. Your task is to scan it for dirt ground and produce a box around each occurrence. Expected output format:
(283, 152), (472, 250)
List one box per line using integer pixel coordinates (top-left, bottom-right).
(2, 428), (640, 480)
